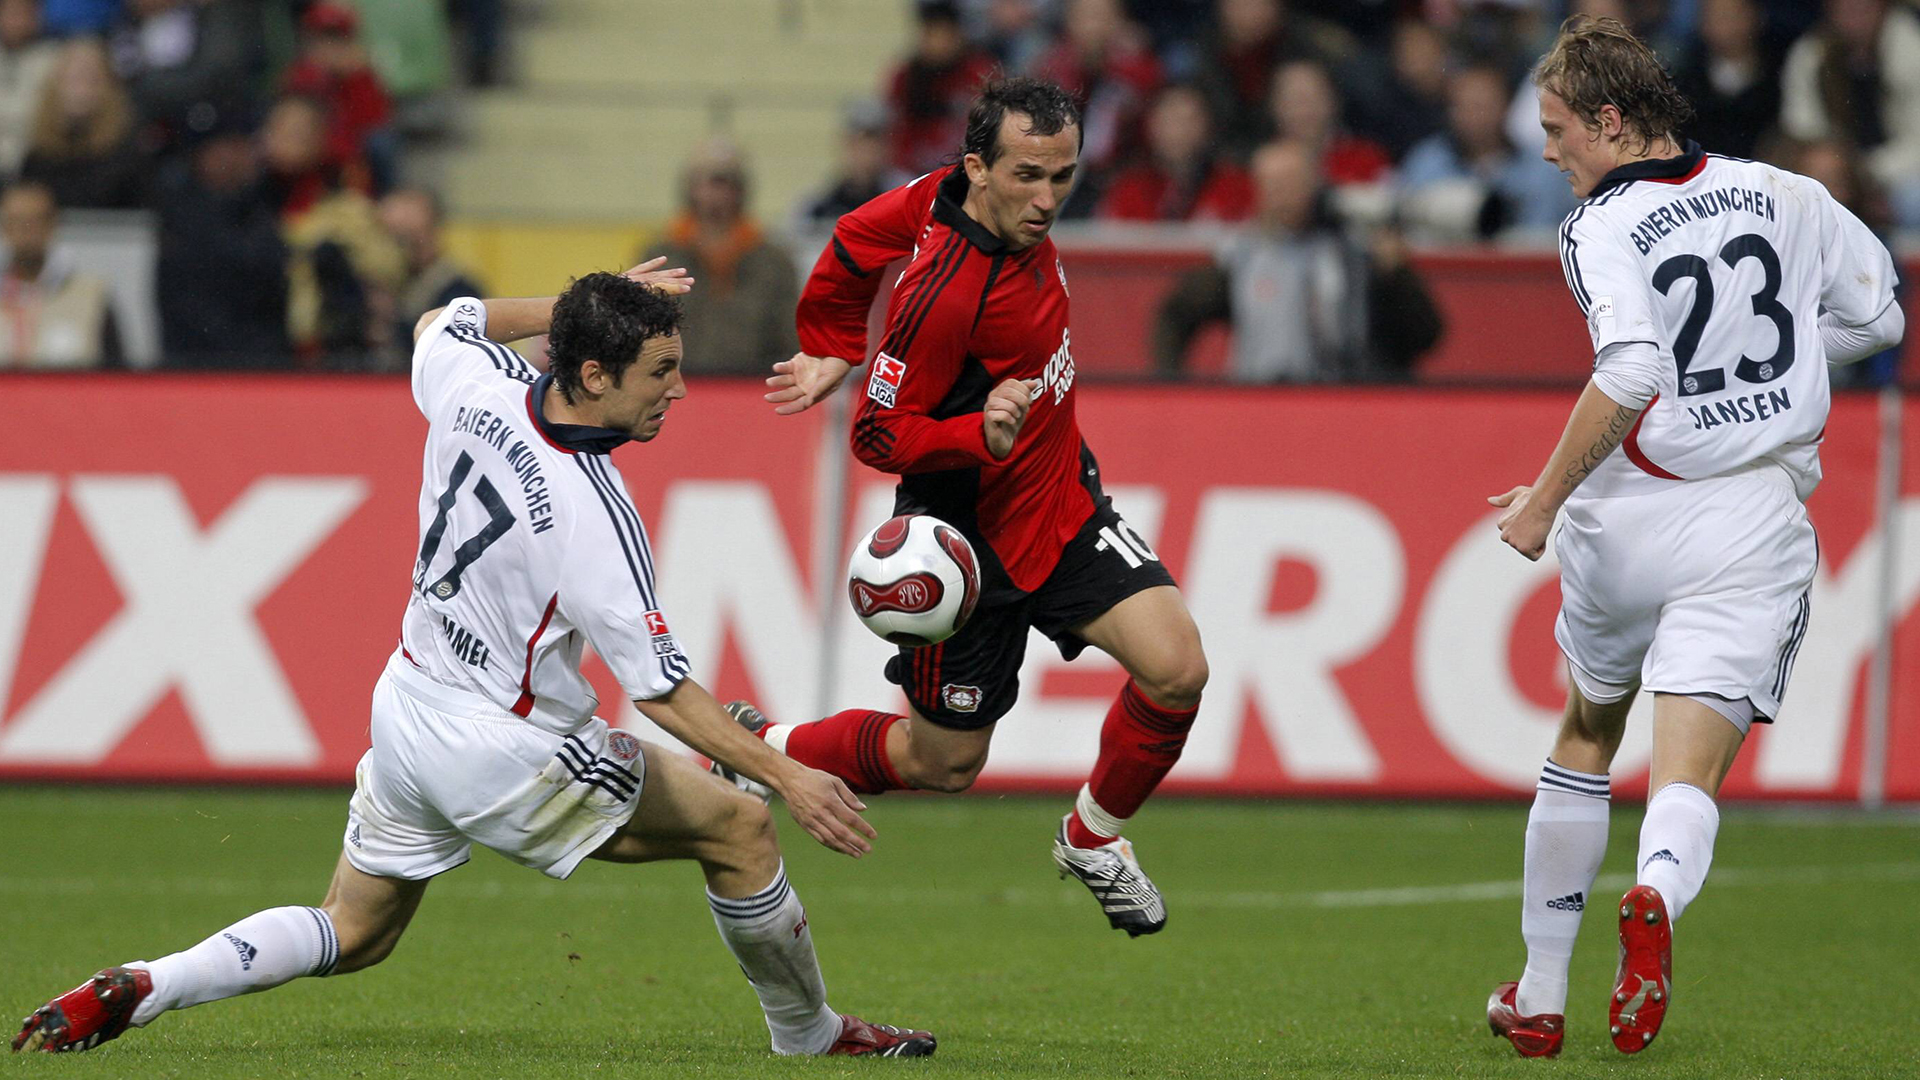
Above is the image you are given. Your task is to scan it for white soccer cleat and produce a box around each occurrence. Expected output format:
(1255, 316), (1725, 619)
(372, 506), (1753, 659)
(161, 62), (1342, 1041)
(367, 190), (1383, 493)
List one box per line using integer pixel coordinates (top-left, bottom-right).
(1052, 816), (1167, 937)
(709, 700), (773, 803)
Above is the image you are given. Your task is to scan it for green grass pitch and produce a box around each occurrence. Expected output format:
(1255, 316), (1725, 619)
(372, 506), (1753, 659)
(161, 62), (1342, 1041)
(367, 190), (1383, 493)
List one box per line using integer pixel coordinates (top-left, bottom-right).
(2, 786), (1916, 1078)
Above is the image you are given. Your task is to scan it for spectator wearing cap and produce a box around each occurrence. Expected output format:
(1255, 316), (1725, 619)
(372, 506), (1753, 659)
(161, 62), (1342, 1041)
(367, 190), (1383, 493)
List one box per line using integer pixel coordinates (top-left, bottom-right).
(793, 101), (912, 228)
(1097, 83), (1254, 222)
(283, 1), (397, 193)
(378, 186), (483, 369)
(0, 181), (122, 367)
(153, 118), (290, 367)
(1673, 0), (1783, 162)
(106, 0), (263, 146)
(1782, 0), (1920, 227)
(644, 137), (800, 376)
(1153, 139), (1442, 383)
(1396, 63), (1574, 239)
(0, 0), (58, 179)
(1034, 0), (1163, 205)
(886, 1), (995, 175)
(23, 36), (148, 209)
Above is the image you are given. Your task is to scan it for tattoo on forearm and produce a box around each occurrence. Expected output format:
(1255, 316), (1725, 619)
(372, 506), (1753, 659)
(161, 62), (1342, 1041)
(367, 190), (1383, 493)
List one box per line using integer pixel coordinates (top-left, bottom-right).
(1560, 404), (1639, 490)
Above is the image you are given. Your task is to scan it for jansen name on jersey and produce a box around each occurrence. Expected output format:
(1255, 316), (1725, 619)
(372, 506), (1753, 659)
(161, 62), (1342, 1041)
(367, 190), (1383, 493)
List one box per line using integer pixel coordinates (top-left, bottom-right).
(1559, 143), (1897, 500)
(402, 299), (690, 736)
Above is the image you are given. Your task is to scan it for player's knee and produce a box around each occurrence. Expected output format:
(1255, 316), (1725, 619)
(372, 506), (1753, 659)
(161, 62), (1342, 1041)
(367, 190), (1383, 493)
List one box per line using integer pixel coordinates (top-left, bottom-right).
(901, 752), (987, 793)
(710, 793), (780, 871)
(1137, 652), (1209, 711)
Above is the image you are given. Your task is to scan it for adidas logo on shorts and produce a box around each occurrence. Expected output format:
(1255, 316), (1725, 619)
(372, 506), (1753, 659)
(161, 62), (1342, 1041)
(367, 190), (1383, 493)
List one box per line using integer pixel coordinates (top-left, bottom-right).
(1547, 891), (1585, 912)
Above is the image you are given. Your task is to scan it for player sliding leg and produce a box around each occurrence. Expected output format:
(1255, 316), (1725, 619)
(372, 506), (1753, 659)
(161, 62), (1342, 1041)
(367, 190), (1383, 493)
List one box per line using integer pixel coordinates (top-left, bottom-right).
(14, 741), (931, 1058)
(727, 584), (1206, 936)
(1488, 680), (1631, 1058)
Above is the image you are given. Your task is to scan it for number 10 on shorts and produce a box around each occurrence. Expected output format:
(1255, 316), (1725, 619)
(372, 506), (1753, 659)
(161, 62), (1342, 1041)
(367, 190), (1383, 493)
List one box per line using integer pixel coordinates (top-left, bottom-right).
(1096, 522), (1158, 568)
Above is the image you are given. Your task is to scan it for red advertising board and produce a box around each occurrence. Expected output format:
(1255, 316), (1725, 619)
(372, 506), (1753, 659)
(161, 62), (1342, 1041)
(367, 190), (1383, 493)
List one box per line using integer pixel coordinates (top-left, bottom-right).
(0, 375), (1912, 800)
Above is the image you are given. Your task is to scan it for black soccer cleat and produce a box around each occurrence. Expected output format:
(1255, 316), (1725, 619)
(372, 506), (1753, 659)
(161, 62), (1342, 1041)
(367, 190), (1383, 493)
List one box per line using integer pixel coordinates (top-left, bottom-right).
(709, 700), (773, 802)
(1052, 816), (1168, 936)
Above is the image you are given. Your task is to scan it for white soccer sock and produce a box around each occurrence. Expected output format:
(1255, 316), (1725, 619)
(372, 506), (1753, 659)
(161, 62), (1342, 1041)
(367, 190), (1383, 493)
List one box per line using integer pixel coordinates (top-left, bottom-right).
(707, 863), (840, 1055)
(126, 906), (338, 1027)
(1516, 761), (1610, 1018)
(1636, 781), (1719, 922)
(762, 724), (796, 755)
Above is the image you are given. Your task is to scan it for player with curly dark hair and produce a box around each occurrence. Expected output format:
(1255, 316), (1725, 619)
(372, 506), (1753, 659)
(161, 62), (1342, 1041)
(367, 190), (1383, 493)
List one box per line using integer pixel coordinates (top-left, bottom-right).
(12, 257), (939, 1060)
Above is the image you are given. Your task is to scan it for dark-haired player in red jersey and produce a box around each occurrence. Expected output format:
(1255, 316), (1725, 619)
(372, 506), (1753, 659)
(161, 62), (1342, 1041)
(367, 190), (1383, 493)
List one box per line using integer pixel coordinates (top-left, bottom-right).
(723, 77), (1210, 937)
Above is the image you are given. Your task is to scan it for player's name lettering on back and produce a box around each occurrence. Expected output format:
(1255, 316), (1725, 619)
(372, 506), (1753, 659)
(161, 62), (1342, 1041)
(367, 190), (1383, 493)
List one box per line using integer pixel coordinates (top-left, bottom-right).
(439, 614), (492, 669)
(449, 404), (556, 534)
(1683, 386), (1794, 431)
(1627, 187), (1777, 256)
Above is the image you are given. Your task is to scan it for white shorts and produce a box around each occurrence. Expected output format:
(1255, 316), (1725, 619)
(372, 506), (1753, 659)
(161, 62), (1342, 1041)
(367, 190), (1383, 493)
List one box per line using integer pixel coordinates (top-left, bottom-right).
(1554, 466), (1817, 722)
(344, 652), (647, 881)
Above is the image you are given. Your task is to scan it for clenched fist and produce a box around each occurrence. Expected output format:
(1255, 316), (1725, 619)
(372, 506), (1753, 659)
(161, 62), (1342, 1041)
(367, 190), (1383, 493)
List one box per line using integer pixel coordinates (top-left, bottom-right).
(983, 378), (1042, 460)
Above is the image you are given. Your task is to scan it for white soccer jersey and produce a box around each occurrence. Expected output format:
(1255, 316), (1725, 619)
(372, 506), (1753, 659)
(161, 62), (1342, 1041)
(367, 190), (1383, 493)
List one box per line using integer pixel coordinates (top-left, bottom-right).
(1558, 146), (1898, 499)
(397, 299), (691, 736)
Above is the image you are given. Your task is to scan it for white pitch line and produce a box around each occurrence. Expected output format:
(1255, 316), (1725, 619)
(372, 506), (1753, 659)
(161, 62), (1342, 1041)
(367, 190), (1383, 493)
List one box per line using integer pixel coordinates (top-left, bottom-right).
(2, 863), (1916, 912)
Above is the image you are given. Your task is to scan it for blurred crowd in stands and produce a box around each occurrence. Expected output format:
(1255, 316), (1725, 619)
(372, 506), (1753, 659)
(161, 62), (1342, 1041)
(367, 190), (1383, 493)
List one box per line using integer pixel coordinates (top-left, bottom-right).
(0, 0), (1911, 385)
(0, 0), (496, 370)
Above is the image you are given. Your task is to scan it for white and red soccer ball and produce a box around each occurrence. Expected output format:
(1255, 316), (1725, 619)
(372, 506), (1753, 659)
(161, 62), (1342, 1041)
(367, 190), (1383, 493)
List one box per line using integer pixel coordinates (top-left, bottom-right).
(848, 514), (981, 647)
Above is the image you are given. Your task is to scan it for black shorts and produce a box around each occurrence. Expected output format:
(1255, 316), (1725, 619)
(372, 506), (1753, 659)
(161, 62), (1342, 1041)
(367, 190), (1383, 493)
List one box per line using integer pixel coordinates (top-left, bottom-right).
(883, 498), (1177, 730)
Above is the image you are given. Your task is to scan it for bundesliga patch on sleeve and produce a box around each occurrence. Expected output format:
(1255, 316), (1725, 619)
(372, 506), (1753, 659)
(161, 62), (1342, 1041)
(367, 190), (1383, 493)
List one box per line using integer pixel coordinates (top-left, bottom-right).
(868, 353), (906, 408)
(644, 610), (678, 656)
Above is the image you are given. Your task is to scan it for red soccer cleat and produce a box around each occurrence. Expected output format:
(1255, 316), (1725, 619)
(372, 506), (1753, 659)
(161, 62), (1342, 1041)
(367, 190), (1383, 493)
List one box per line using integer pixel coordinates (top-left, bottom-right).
(12, 967), (152, 1053)
(825, 1013), (937, 1057)
(1610, 884), (1672, 1053)
(1486, 981), (1564, 1058)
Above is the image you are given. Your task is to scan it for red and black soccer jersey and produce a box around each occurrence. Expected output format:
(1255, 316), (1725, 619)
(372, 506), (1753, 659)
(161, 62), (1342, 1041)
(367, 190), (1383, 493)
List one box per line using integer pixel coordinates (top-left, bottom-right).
(796, 166), (1094, 595)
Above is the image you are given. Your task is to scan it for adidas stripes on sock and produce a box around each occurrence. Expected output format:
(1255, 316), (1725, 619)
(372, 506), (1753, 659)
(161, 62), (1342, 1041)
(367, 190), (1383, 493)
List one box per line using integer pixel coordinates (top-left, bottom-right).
(708, 863), (842, 1055)
(1636, 781), (1720, 922)
(127, 906), (338, 1027)
(1516, 761), (1610, 1018)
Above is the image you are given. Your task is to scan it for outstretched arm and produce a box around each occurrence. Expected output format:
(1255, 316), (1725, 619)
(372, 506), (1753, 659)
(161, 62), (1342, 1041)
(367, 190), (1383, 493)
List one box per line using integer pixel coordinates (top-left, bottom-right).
(411, 258), (694, 345)
(634, 678), (876, 859)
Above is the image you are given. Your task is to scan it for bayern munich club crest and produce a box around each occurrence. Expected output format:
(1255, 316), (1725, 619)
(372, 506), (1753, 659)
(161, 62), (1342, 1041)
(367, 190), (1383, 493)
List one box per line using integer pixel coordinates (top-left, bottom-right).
(606, 730), (641, 763)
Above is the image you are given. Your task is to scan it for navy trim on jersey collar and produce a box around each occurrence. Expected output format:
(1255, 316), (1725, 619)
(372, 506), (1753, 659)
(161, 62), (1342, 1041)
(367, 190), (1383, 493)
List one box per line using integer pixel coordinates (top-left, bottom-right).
(933, 167), (1011, 255)
(1586, 140), (1705, 200)
(527, 374), (632, 455)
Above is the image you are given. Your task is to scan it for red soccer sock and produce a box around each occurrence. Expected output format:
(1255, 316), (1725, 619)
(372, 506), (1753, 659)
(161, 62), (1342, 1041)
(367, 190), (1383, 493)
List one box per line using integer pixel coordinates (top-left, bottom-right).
(1066, 680), (1198, 848)
(781, 710), (908, 795)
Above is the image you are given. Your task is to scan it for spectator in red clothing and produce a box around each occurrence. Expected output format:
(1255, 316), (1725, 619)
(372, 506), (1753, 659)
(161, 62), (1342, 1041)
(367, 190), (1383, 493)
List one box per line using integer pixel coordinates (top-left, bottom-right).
(1266, 57), (1388, 187)
(1034, 0), (1161, 202)
(282, 1), (395, 192)
(1097, 82), (1253, 221)
(885, 0), (994, 175)
(261, 94), (361, 220)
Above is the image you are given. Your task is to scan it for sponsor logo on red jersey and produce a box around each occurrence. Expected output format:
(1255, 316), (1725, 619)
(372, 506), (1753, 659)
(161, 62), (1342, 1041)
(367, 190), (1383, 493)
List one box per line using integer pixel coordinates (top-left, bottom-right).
(868, 353), (907, 408)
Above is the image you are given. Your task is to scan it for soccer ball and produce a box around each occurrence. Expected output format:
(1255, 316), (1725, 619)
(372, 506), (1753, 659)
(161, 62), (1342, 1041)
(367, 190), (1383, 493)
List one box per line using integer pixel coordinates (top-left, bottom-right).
(848, 514), (981, 647)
